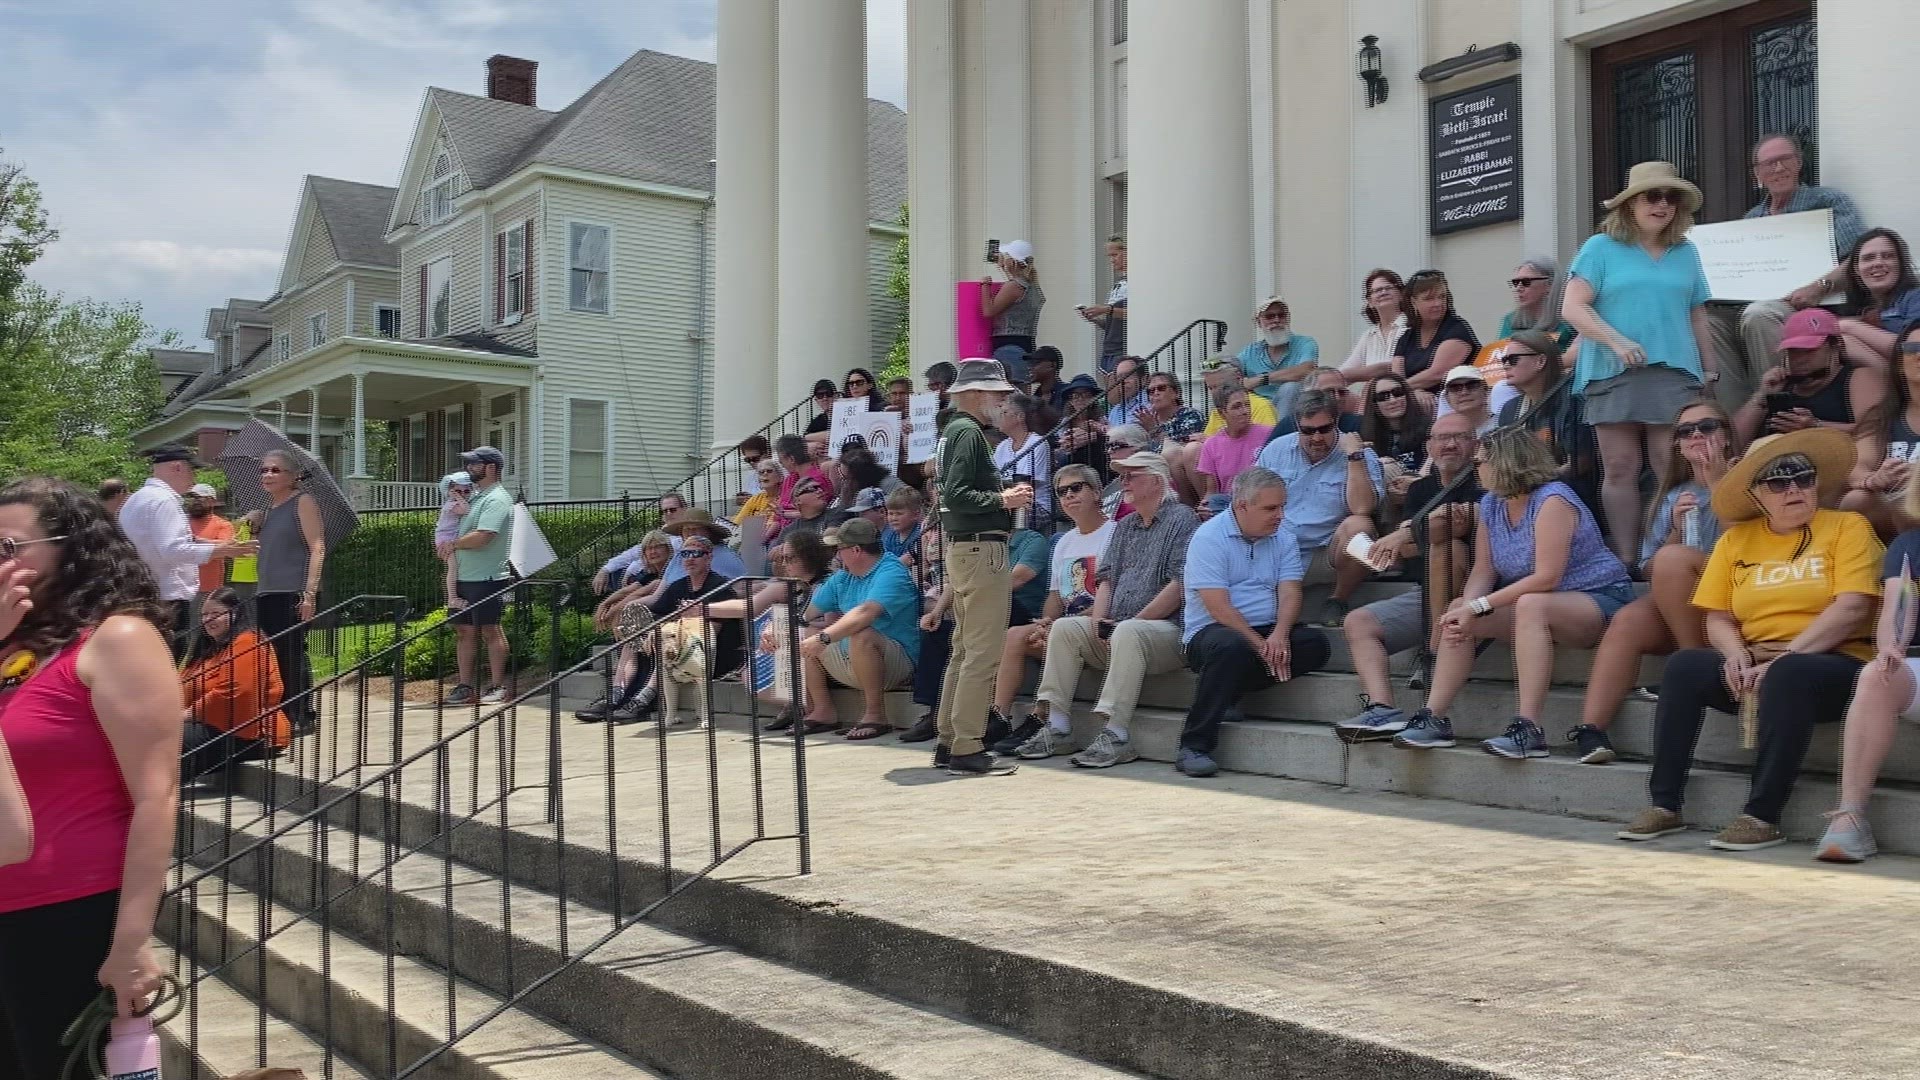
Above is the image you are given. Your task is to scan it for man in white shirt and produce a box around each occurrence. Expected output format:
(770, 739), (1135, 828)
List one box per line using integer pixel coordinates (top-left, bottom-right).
(118, 444), (256, 655)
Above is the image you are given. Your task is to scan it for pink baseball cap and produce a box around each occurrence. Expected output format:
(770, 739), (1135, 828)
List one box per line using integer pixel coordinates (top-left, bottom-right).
(1779, 308), (1839, 351)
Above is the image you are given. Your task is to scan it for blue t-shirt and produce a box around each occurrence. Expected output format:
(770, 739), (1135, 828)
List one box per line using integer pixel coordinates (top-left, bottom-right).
(1567, 233), (1711, 392)
(881, 520), (924, 559)
(1237, 336), (1323, 409)
(809, 552), (922, 663)
(1009, 528), (1052, 618)
(1181, 510), (1306, 643)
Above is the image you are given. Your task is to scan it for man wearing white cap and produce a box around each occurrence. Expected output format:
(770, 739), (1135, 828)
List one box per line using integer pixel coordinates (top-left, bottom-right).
(980, 240), (1045, 383)
(1236, 296), (1321, 435)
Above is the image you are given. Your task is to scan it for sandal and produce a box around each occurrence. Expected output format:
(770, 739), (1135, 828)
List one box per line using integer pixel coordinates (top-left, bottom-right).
(800, 718), (842, 736)
(843, 722), (891, 741)
(765, 705), (799, 732)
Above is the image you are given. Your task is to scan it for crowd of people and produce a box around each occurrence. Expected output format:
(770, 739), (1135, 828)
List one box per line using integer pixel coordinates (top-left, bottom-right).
(584, 137), (1920, 867)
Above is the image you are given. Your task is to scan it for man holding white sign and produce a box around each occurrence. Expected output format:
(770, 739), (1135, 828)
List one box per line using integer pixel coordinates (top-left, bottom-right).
(1703, 133), (1869, 411)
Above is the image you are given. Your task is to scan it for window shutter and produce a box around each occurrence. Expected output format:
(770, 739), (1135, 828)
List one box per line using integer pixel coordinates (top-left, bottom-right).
(523, 220), (535, 317)
(494, 233), (505, 323)
(417, 265), (428, 337)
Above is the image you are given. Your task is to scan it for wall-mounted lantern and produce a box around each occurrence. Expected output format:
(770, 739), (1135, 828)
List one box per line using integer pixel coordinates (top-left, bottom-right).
(1357, 35), (1388, 108)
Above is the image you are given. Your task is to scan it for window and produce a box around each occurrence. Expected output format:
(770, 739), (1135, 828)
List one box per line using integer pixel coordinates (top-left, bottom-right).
(426, 257), (452, 336)
(488, 392), (521, 478)
(500, 225), (526, 321)
(567, 398), (609, 497)
(276, 334), (291, 363)
(423, 152), (457, 226)
(408, 416), (429, 483)
(443, 405), (465, 471)
(568, 223), (609, 313)
(308, 312), (327, 348)
(376, 305), (402, 338)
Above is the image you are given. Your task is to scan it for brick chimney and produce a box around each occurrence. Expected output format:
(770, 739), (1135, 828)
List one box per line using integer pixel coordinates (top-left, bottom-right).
(485, 55), (537, 107)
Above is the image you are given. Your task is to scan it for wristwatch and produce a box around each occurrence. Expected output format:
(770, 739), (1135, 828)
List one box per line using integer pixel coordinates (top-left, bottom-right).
(1347, 452), (1367, 463)
(816, 631), (832, 646)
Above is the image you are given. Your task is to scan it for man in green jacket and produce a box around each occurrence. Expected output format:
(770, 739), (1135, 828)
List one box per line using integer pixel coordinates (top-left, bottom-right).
(935, 359), (1035, 775)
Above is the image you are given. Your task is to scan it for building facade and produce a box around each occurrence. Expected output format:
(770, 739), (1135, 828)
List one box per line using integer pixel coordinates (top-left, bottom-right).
(828, 0), (1906, 387)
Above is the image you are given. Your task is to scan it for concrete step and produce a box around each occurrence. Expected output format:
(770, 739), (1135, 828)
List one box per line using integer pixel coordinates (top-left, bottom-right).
(157, 943), (373, 1080)
(183, 793), (1138, 1080)
(162, 876), (658, 1079)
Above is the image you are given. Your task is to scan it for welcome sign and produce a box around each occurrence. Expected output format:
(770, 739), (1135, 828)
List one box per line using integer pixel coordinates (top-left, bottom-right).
(1428, 76), (1522, 236)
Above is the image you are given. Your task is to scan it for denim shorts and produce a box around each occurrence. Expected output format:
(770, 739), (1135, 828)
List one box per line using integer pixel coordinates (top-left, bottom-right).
(1581, 581), (1639, 624)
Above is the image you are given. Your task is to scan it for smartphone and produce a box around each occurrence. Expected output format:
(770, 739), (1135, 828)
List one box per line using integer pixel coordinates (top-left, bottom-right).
(1096, 620), (1116, 641)
(984, 238), (1001, 264)
(1764, 394), (1794, 419)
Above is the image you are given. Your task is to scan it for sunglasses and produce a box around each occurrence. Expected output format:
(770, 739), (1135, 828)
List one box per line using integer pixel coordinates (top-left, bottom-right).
(1782, 368), (1831, 387)
(1105, 442), (1137, 453)
(1371, 387), (1407, 400)
(1502, 350), (1543, 364)
(680, 548), (713, 560)
(1446, 381), (1485, 393)
(847, 379), (870, 388)
(1902, 342), (1920, 356)
(1754, 470), (1817, 495)
(1058, 481), (1092, 496)
(1641, 189), (1686, 207)
(0, 535), (66, 561)
(1508, 276), (1549, 289)
(1296, 422), (1338, 436)
(1672, 418), (1725, 440)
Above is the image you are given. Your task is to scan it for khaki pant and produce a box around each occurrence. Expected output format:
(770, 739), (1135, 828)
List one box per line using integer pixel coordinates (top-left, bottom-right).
(935, 540), (1012, 755)
(1032, 616), (1185, 733)
(1705, 299), (1793, 412)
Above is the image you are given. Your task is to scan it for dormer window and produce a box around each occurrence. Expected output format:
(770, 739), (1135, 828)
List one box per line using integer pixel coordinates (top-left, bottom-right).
(423, 152), (458, 226)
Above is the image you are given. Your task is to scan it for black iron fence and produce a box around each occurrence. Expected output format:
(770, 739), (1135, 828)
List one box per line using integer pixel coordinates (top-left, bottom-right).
(166, 576), (812, 1078)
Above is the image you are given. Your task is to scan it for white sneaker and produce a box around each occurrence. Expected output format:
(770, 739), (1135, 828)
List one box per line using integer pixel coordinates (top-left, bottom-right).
(1069, 729), (1138, 769)
(479, 686), (507, 705)
(1014, 726), (1076, 760)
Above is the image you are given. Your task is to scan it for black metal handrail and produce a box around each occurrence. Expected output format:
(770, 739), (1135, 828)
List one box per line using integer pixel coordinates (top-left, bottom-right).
(167, 574), (812, 1079)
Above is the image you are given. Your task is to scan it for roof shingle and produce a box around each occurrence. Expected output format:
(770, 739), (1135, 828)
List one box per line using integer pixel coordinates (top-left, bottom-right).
(308, 177), (398, 267)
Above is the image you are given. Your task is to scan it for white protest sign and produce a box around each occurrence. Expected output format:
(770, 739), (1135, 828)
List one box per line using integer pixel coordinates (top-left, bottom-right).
(854, 412), (902, 464)
(826, 399), (869, 459)
(1688, 209), (1839, 304)
(906, 393), (940, 464)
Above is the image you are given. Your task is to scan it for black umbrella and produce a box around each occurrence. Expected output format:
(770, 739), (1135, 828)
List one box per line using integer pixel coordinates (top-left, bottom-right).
(216, 419), (360, 550)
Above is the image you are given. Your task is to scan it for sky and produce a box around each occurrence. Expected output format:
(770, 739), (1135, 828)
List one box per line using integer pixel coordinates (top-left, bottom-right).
(1, 0), (907, 348)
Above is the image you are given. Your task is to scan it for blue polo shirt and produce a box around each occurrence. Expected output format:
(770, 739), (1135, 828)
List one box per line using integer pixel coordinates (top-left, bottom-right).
(809, 552), (921, 663)
(1181, 510), (1305, 643)
(1236, 336), (1322, 408)
(1253, 433), (1386, 549)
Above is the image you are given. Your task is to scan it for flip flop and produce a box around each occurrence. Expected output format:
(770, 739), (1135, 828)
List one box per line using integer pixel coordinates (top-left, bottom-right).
(800, 718), (842, 736)
(765, 705), (799, 731)
(843, 723), (891, 741)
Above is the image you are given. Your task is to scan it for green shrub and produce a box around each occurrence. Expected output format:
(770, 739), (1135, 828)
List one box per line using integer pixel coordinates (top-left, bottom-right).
(328, 603), (602, 681)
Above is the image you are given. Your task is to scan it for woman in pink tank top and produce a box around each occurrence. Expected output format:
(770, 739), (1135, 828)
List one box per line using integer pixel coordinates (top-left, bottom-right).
(0, 478), (181, 1077)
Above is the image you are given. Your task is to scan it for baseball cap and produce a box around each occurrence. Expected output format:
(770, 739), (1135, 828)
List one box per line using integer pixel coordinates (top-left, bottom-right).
(1780, 308), (1839, 351)
(1113, 450), (1172, 482)
(1202, 354), (1243, 372)
(147, 443), (204, 467)
(187, 483), (218, 499)
(1442, 366), (1487, 389)
(827, 517), (881, 548)
(851, 486), (888, 512)
(459, 446), (506, 468)
(1253, 296), (1289, 318)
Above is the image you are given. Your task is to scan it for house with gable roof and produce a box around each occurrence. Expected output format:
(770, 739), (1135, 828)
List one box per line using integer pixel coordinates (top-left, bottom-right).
(142, 51), (906, 508)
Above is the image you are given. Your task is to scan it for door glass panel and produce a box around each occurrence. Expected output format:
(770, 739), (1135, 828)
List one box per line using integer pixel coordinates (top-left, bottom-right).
(1751, 18), (1817, 184)
(1612, 51), (1698, 194)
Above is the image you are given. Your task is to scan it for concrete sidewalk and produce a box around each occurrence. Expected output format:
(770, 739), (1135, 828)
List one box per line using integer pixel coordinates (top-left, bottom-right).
(311, 695), (1919, 1080)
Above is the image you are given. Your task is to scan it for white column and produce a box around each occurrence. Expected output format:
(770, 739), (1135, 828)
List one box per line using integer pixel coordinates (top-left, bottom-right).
(275, 399), (287, 433)
(711, 0), (778, 453)
(1246, 0), (1276, 298)
(1821, 7), (1920, 245)
(907, 0), (960, 377)
(350, 372), (368, 478)
(308, 388), (320, 461)
(983, 0), (1031, 245)
(1126, 0), (1253, 356)
(776, 0), (869, 404)
(1519, 0), (1582, 266)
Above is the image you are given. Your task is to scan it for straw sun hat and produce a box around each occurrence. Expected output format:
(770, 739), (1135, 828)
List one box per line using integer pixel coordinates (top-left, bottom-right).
(1710, 429), (1853, 523)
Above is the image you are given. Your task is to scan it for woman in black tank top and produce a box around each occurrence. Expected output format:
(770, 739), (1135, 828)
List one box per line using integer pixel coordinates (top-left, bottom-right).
(1844, 323), (1920, 538)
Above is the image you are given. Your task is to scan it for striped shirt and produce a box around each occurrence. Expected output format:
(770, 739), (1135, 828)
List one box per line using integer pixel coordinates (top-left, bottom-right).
(1097, 497), (1200, 624)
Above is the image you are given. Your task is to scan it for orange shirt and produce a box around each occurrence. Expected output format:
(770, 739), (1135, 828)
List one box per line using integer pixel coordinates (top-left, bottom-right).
(181, 629), (289, 748)
(191, 514), (235, 594)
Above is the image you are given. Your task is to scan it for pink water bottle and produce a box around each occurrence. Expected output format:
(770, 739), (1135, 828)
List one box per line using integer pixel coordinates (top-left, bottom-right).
(105, 1015), (161, 1080)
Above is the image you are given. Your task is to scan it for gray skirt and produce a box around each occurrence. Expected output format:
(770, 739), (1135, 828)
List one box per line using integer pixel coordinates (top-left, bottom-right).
(1581, 365), (1702, 426)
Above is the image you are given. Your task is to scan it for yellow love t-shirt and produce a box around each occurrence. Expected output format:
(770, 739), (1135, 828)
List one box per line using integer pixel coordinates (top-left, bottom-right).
(1692, 508), (1884, 661)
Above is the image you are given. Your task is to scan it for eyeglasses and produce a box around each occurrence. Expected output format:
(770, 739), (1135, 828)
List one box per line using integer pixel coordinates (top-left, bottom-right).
(1754, 470), (1818, 494)
(1641, 189), (1685, 207)
(1058, 482), (1092, 496)
(1672, 418), (1725, 440)
(1431, 433), (1474, 444)
(1371, 387), (1407, 400)
(1295, 422), (1338, 436)
(1755, 152), (1799, 172)
(0, 536), (65, 561)
(1508, 276), (1549, 289)
(680, 548), (713, 560)
(793, 484), (822, 498)
(1105, 442), (1137, 454)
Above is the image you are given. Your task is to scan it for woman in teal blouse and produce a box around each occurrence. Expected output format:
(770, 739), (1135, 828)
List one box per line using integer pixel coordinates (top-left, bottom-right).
(1563, 160), (1724, 566)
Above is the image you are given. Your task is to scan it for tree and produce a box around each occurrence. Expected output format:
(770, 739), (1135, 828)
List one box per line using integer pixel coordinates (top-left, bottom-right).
(0, 151), (166, 486)
(881, 204), (910, 381)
